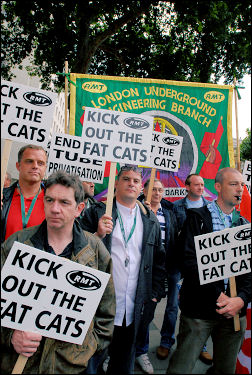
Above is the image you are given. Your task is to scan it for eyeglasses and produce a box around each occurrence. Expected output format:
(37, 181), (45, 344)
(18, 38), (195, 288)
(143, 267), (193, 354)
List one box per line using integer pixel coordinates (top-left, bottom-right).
(153, 187), (164, 193)
(120, 165), (142, 173)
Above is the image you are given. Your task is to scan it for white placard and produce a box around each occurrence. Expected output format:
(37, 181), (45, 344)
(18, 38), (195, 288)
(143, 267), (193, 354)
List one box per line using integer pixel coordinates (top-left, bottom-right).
(1, 242), (110, 345)
(195, 224), (251, 285)
(47, 133), (105, 183)
(1, 80), (57, 148)
(164, 187), (187, 198)
(243, 160), (251, 195)
(150, 131), (183, 171)
(81, 107), (153, 166)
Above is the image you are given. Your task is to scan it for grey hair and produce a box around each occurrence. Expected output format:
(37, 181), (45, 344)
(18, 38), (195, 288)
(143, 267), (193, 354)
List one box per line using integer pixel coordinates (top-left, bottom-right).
(144, 178), (164, 189)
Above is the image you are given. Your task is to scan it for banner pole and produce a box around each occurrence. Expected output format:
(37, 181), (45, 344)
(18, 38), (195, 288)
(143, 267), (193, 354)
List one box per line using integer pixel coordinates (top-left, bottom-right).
(105, 162), (117, 216)
(229, 276), (240, 331)
(146, 168), (156, 203)
(11, 354), (28, 374)
(64, 60), (69, 134)
(1, 139), (12, 197)
(233, 77), (241, 172)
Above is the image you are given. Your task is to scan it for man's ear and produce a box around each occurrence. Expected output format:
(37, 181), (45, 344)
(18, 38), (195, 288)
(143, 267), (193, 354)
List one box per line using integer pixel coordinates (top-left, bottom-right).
(16, 162), (20, 172)
(214, 182), (221, 193)
(75, 202), (85, 217)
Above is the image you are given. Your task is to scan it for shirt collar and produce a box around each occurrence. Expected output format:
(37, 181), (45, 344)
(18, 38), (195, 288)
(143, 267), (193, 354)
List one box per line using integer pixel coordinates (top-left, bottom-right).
(116, 200), (137, 216)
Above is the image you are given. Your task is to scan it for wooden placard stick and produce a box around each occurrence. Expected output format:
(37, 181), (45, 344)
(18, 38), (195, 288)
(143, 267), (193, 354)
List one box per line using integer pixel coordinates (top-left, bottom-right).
(233, 77), (241, 172)
(64, 60), (69, 134)
(105, 162), (117, 216)
(1, 139), (12, 197)
(229, 276), (240, 331)
(146, 168), (156, 203)
(11, 354), (28, 374)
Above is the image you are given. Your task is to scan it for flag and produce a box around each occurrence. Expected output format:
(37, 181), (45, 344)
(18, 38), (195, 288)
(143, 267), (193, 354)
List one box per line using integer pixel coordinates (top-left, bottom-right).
(199, 118), (224, 179)
(236, 303), (251, 374)
(235, 185), (251, 374)
(70, 73), (234, 202)
(236, 185), (251, 222)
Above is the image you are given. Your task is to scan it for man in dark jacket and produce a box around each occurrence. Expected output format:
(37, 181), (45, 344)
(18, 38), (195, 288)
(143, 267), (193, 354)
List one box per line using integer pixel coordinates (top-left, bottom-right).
(1, 171), (115, 374)
(1, 144), (47, 243)
(172, 173), (212, 364)
(135, 178), (178, 374)
(172, 173), (208, 233)
(81, 181), (97, 209)
(80, 166), (166, 375)
(167, 167), (251, 374)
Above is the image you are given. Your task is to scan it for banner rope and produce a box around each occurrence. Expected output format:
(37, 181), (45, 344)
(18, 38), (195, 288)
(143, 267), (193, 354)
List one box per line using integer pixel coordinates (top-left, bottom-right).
(56, 72), (77, 87)
(234, 85), (245, 100)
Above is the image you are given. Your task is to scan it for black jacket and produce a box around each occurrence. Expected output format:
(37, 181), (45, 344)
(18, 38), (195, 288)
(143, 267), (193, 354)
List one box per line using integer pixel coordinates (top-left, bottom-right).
(138, 195), (179, 274)
(1, 181), (45, 243)
(79, 198), (166, 337)
(178, 205), (251, 319)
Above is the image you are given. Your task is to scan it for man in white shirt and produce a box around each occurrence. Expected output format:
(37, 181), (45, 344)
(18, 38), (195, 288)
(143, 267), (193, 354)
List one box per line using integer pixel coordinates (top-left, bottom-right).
(80, 166), (166, 374)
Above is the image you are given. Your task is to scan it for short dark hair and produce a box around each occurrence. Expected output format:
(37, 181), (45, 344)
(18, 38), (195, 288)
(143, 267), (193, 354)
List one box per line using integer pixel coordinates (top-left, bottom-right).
(18, 145), (47, 163)
(45, 171), (85, 204)
(185, 173), (201, 185)
(144, 178), (164, 189)
(117, 165), (142, 180)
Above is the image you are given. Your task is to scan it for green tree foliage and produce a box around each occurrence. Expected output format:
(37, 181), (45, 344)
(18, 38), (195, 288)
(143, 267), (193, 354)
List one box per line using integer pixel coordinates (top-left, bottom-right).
(240, 128), (251, 161)
(1, 0), (251, 90)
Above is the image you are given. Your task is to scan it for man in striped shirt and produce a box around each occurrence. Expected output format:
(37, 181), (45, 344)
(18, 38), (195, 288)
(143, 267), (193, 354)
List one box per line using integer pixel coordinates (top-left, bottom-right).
(135, 178), (178, 374)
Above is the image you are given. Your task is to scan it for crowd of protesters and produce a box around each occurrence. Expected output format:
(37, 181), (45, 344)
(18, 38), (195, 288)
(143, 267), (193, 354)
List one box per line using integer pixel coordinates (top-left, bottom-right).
(1, 144), (250, 375)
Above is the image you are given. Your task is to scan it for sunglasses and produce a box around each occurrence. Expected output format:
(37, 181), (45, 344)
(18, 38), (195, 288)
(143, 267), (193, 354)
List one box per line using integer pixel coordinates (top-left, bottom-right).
(118, 165), (143, 178)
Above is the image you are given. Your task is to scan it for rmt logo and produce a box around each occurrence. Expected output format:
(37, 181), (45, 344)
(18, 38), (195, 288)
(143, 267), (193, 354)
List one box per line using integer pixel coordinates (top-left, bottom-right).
(162, 136), (180, 146)
(234, 228), (251, 241)
(23, 92), (52, 106)
(124, 117), (150, 130)
(66, 270), (101, 290)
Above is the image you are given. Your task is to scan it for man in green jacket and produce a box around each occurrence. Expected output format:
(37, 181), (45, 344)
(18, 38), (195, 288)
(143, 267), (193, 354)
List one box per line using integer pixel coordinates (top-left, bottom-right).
(1, 171), (115, 374)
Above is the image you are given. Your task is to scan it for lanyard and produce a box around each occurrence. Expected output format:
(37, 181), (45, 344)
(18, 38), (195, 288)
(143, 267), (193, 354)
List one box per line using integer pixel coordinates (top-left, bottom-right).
(117, 208), (137, 267)
(18, 184), (41, 229)
(214, 201), (233, 228)
(214, 201), (232, 292)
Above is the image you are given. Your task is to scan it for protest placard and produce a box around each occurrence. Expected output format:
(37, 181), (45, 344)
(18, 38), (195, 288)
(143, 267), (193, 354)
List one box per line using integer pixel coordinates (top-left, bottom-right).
(81, 107), (153, 166)
(1, 80), (57, 148)
(1, 241), (110, 345)
(194, 224), (251, 285)
(47, 133), (105, 183)
(164, 187), (187, 198)
(243, 160), (251, 195)
(150, 131), (183, 171)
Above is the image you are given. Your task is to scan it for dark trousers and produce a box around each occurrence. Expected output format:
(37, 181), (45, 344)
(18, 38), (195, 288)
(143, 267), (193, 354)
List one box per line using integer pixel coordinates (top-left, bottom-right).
(84, 349), (107, 374)
(107, 317), (136, 375)
(136, 300), (157, 356)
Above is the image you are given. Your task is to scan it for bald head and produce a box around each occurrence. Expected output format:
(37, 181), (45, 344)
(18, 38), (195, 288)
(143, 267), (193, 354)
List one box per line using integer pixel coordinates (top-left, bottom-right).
(215, 167), (244, 213)
(215, 167), (243, 184)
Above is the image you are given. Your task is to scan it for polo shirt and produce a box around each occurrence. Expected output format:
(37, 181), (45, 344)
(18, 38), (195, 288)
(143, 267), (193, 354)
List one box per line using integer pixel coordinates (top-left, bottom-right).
(5, 188), (45, 240)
